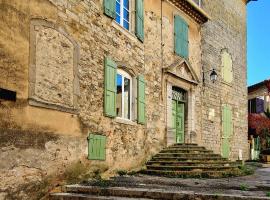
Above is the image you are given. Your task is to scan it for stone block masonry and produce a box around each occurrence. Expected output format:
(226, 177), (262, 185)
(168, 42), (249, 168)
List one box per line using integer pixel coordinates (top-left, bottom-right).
(0, 0), (248, 199)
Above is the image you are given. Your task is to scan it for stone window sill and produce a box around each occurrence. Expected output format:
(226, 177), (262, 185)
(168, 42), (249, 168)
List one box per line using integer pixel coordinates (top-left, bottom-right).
(29, 98), (78, 114)
(112, 21), (142, 45)
(115, 117), (137, 126)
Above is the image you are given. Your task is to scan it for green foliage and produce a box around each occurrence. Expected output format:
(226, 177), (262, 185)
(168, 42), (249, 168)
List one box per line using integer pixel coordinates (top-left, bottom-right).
(238, 165), (255, 176)
(240, 183), (249, 191)
(266, 192), (270, 197)
(91, 179), (111, 188)
(127, 171), (137, 176)
(116, 170), (128, 176)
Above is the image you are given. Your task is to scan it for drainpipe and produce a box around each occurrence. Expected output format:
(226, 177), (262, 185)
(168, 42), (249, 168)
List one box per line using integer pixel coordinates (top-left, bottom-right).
(161, 0), (164, 102)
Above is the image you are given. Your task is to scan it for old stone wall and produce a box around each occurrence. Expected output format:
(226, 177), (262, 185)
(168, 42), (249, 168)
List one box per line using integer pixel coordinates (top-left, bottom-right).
(0, 0), (248, 199)
(201, 0), (249, 160)
(0, 0), (200, 198)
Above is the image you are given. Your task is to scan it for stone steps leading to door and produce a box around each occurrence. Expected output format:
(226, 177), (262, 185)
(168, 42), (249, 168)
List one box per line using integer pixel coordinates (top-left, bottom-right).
(142, 144), (240, 178)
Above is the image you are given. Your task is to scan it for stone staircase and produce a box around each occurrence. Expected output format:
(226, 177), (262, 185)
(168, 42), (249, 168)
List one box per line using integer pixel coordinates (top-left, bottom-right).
(140, 143), (241, 178)
(50, 144), (245, 200)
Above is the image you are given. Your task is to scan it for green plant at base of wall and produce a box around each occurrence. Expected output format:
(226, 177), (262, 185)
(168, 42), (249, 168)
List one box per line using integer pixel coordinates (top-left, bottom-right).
(266, 192), (270, 197)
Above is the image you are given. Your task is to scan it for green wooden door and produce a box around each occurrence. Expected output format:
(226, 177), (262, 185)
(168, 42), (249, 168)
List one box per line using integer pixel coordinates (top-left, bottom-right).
(221, 105), (232, 158)
(172, 99), (185, 144)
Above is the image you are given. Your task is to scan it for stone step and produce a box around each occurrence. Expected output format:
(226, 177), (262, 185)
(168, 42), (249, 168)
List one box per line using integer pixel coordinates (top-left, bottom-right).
(141, 169), (239, 178)
(151, 156), (227, 161)
(171, 143), (198, 147)
(167, 146), (206, 150)
(146, 160), (236, 166)
(154, 153), (221, 158)
(146, 165), (236, 171)
(160, 149), (213, 154)
(50, 192), (153, 200)
(58, 185), (269, 200)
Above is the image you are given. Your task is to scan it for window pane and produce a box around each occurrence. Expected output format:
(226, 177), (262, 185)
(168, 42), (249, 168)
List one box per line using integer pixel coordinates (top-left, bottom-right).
(116, 74), (122, 117)
(123, 0), (129, 9)
(116, 2), (120, 14)
(123, 77), (131, 119)
(123, 20), (129, 30)
(123, 9), (129, 21)
(116, 14), (121, 24)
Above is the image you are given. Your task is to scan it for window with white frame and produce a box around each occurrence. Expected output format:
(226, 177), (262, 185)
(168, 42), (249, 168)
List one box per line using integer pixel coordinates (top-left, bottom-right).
(116, 70), (132, 120)
(116, 0), (130, 30)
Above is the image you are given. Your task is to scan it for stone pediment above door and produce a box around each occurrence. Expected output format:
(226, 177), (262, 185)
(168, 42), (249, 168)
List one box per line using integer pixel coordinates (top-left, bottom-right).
(163, 58), (200, 85)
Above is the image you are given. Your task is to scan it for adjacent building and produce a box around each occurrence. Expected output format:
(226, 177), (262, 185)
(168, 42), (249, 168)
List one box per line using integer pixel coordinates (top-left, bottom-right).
(0, 0), (249, 198)
(248, 79), (270, 160)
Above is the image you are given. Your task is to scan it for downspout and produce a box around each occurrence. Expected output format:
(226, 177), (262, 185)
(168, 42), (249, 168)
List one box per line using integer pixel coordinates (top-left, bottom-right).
(161, 0), (167, 146)
(161, 0), (164, 102)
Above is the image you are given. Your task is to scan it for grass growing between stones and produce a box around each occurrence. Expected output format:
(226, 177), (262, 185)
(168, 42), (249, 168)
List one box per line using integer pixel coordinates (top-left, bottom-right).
(266, 192), (270, 197)
(116, 170), (128, 176)
(238, 164), (255, 176)
(240, 183), (249, 191)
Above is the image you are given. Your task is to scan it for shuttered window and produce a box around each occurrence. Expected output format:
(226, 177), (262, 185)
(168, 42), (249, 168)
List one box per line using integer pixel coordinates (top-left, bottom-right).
(221, 105), (233, 158)
(116, 0), (130, 30)
(104, 0), (116, 19)
(104, 57), (117, 117)
(88, 134), (106, 160)
(174, 15), (189, 58)
(135, 0), (144, 42)
(222, 105), (233, 138)
(221, 51), (233, 83)
(137, 75), (146, 124)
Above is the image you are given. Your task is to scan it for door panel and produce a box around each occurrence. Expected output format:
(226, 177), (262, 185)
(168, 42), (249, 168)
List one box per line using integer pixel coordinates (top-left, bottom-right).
(176, 102), (185, 143)
(172, 99), (185, 144)
(221, 105), (232, 158)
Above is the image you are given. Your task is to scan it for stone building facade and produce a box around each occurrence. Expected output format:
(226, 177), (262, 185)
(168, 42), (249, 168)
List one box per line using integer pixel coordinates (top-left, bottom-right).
(0, 0), (248, 199)
(248, 80), (270, 114)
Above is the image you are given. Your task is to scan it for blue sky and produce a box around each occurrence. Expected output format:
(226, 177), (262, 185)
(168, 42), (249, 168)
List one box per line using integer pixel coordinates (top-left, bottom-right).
(247, 0), (270, 86)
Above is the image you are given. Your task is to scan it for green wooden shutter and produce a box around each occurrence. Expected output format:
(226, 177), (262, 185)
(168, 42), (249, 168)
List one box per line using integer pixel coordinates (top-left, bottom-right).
(174, 15), (189, 58)
(136, 0), (144, 42)
(222, 52), (233, 83)
(221, 105), (233, 158)
(104, 57), (117, 117)
(104, 0), (116, 19)
(137, 75), (146, 124)
(223, 105), (233, 137)
(88, 134), (106, 160)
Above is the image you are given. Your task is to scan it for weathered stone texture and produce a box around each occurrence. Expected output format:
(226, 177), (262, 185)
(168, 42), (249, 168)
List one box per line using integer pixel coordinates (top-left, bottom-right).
(201, 0), (248, 160)
(34, 26), (75, 107)
(0, 0), (248, 199)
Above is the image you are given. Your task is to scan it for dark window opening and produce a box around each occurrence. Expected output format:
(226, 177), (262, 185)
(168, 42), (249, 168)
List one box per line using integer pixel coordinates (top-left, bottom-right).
(0, 88), (16, 102)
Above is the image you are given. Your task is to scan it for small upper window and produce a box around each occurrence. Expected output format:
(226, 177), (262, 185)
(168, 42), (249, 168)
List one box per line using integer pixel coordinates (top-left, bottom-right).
(221, 50), (233, 83)
(116, 70), (132, 120)
(116, 0), (130, 30)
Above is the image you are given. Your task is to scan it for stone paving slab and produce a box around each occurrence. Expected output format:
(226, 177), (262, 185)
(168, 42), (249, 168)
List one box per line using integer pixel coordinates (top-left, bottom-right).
(80, 167), (270, 198)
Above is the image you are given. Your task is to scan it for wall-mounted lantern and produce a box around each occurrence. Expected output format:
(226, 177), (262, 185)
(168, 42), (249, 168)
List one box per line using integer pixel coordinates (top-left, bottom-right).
(203, 69), (218, 83)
